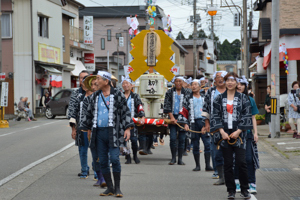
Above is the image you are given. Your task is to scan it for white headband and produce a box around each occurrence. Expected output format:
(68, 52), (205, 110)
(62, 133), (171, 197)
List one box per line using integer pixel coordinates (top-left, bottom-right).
(97, 71), (112, 81)
(173, 76), (185, 83)
(237, 75), (249, 86)
(184, 77), (193, 84)
(192, 79), (201, 85)
(121, 75), (133, 84)
(199, 77), (205, 82)
(213, 71), (228, 80)
(227, 76), (237, 81)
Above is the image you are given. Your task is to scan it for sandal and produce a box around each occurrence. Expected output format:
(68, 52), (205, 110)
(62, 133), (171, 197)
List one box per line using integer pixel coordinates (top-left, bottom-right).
(159, 138), (165, 145)
(154, 142), (158, 147)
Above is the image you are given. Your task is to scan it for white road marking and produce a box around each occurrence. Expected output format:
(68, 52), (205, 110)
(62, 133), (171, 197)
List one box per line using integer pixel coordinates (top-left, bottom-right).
(277, 142), (300, 145)
(0, 132), (16, 137)
(0, 120), (64, 137)
(0, 142), (74, 187)
(286, 147), (300, 150)
(250, 194), (257, 200)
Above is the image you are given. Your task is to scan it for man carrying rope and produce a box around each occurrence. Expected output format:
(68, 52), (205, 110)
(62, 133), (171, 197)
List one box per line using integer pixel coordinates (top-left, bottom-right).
(163, 76), (190, 165)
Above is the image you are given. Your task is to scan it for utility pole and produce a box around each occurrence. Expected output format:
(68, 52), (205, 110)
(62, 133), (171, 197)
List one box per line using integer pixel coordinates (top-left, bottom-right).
(210, 0), (215, 73)
(270, 0), (280, 138)
(243, 0), (248, 78)
(248, 11), (253, 76)
(146, 1), (149, 30)
(193, 0), (197, 79)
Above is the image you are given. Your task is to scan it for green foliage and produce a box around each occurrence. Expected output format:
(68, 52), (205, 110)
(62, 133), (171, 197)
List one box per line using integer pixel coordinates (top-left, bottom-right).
(255, 114), (265, 120)
(176, 31), (185, 40)
(218, 39), (241, 60)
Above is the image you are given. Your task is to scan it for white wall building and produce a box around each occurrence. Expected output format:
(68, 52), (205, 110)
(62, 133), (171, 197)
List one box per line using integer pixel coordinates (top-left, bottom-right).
(13, 0), (68, 112)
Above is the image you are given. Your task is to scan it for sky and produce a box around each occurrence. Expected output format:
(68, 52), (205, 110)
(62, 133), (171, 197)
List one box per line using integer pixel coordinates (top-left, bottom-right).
(76, 0), (260, 43)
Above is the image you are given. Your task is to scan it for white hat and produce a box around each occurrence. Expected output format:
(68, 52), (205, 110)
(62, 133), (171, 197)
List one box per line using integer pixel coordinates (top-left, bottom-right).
(121, 75), (133, 84)
(192, 79), (201, 85)
(97, 71), (112, 81)
(184, 77), (193, 84)
(237, 75), (249, 86)
(213, 71), (227, 80)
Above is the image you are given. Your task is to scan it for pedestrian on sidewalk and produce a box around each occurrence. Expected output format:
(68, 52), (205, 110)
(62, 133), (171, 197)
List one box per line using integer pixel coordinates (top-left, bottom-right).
(80, 71), (134, 197)
(264, 85), (272, 138)
(121, 75), (145, 164)
(202, 71), (227, 184)
(83, 75), (107, 187)
(288, 81), (300, 139)
(211, 72), (253, 199)
(234, 76), (260, 195)
(163, 76), (190, 165)
(180, 79), (213, 172)
(68, 70), (90, 179)
(18, 97), (37, 121)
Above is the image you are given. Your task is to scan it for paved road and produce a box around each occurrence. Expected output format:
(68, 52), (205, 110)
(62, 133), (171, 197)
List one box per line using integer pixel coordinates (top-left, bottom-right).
(0, 117), (72, 181)
(0, 121), (299, 200)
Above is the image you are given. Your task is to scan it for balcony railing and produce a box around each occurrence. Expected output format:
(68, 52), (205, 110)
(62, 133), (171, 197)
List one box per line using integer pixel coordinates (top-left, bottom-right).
(69, 25), (84, 43)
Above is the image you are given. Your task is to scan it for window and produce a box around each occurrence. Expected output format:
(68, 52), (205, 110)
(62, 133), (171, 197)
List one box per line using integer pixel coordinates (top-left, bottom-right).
(62, 91), (71, 98)
(62, 35), (65, 51)
(107, 30), (111, 41)
(69, 19), (74, 26)
(53, 91), (63, 101)
(2, 13), (12, 38)
(38, 16), (49, 38)
(116, 33), (122, 39)
(101, 38), (105, 50)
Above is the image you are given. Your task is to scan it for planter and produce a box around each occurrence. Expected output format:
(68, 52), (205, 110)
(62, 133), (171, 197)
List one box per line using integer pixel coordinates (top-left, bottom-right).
(285, 124), (291, 132)
(280, 126), (285, 132)
(257, 120), (263, 125)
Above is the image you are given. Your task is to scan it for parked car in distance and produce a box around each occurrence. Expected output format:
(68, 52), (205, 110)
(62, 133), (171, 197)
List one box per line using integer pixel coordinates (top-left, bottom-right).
(45, 89), (73, 119)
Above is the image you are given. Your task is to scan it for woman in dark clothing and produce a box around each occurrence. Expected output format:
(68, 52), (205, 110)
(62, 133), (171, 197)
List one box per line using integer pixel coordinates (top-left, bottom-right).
(264, 85), (271, 138)
(211, 72), (253, 199)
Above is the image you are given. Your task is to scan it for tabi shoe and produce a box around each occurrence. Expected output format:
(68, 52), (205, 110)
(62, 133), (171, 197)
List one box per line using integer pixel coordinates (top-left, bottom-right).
(125, 154), (131, 164)
(168, 147), (177, 165)
(99, 170), (107, 188)
(93, 171), (98, 181)
(147, 140), (153, 154)
(249, 184), (257, 194)
(227, 192), (235, 199)
(177, 148), (185, 165)
(183, 151), (188, 156)
(213, 165), (225, 185)
(80, 174), (88, 179)
(139, 140), (148, 155)
(113, 172), (123, 197)
(192, 153), (201, 171)
(132, 146), (140, 164)
(100, 173), (114, 196)
(93, 179), (101, 187)
(204, 152), (214, 171)
(240, 191), (251, 199)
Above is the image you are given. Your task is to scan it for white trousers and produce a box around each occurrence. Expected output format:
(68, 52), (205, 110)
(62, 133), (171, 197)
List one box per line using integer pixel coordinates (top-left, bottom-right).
(289, 118), (300, 134)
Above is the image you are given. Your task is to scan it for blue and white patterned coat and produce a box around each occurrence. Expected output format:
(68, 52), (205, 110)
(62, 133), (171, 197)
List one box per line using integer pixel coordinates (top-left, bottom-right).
(211, 91), (253, 149)
(288, 93), (300, 119)
(79, 87), (134, 148)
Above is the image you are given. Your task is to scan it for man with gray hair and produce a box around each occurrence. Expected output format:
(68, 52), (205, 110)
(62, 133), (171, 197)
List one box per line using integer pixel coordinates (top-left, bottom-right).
(18, 97), (36, 121)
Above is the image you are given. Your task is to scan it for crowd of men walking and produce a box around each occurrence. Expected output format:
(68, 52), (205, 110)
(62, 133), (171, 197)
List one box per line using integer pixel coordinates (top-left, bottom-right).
(68, 70), (260, 199)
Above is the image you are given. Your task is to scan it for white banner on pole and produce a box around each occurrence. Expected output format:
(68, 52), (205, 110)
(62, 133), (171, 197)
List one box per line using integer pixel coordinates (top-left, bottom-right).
(170, 66), (180, 75)
(124, 65), (134, 77)
(84, 16), (93, 44)
(1, 82), (9, 107)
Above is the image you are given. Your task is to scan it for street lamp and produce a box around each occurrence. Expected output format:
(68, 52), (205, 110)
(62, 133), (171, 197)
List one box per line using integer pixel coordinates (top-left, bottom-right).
(206, 54), (211, 60)
(207, 7), (217, 16)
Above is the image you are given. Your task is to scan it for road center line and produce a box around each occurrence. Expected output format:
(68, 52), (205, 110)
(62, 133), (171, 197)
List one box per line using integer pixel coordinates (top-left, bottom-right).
(0, 120), (64, 137)
(277, 142), (300, 145)
(0, 132), (16, 137)
(0, 142), (74, 187)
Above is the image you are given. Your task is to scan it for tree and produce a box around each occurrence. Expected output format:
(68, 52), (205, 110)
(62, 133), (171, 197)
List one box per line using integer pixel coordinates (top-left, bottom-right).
(198, 29), (207, 38)
(217, 39), (241, 60)
(176, 31), (185, 40)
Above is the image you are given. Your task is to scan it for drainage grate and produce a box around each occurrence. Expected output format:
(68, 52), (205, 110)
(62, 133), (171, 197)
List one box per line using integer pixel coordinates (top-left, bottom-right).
(258, 151), (268, 154)
(261, 168), (290, 172)
(291, 197), (300, 200)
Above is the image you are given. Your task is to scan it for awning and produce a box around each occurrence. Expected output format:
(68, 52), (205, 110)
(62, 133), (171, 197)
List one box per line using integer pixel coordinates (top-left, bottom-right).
(40, 65), (62, 74)
(70, 57), (87, 76)
(249, 60), (257, 69)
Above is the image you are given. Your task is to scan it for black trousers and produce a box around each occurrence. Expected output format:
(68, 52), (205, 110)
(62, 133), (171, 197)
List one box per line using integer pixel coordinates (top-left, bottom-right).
(221, 130), (249, 193)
